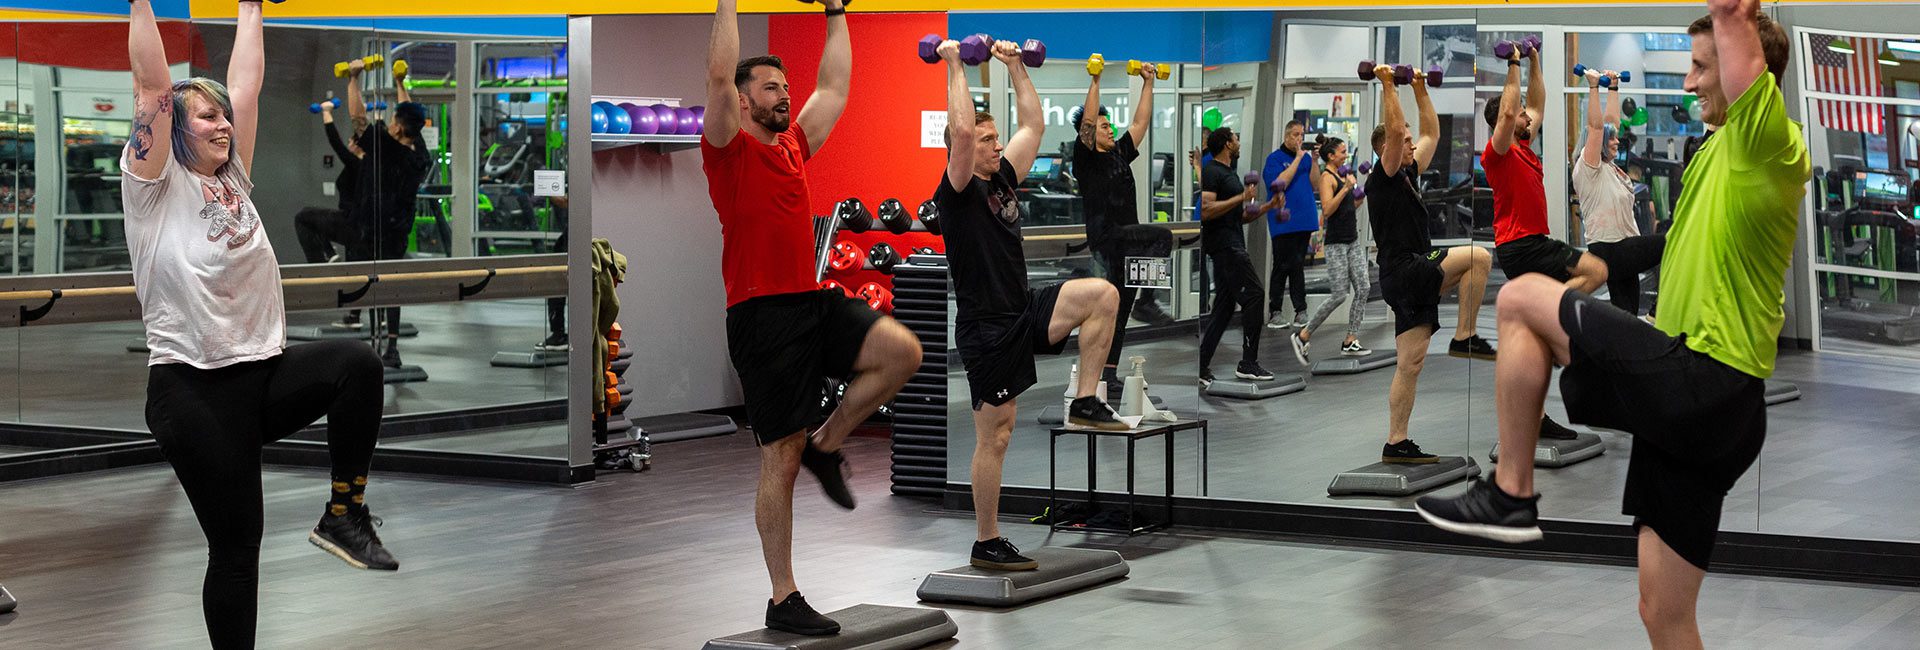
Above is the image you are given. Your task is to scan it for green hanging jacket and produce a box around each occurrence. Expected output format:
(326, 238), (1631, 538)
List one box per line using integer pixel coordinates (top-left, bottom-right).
(592, 238), (627, 413)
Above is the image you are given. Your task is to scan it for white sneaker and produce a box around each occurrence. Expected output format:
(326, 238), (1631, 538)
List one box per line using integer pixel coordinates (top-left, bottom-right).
(1340, 339), (1371, 356)
(1289, 331), (1311, 366)
(1266, 313), (1288, 329)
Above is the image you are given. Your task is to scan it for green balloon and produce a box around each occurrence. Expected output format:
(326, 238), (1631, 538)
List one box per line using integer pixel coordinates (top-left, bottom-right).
(1202, 107), (1223, 131)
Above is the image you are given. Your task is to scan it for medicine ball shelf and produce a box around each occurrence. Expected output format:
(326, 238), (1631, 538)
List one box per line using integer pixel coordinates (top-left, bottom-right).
(590, 132), (700, 152)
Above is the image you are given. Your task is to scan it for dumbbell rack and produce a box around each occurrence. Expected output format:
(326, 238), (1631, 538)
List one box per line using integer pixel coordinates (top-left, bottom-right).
(593, 323), (648, 472)
(887, 255), (950, 498)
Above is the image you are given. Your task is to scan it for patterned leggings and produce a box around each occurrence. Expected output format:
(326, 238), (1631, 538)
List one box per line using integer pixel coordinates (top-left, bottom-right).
(1304, 242), (1371, 338)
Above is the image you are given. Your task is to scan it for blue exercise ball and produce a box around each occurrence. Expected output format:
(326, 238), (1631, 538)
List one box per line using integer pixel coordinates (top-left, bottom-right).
(590, 103), (609, 134)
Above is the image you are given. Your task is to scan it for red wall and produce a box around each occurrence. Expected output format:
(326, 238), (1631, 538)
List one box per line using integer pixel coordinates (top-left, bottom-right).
(0, 22), (201, 70)
(769, 12), (946, 302)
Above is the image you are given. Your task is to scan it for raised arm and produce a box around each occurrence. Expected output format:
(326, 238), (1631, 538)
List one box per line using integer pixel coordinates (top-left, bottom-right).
(1078, 65), (1101, 149)
(322, 104), (355, 161)
(703, 0), (743, 148)
(1126, 63), (1156, 145)
(1709, 0), (1766, 106)
(941, 41), (974, 193)
(1410, 72), (1440, 173)
(1375, 66), (1410, 177)
(1525, 46), (1546, 123)
(1490, 53), (1524, 155)
(794, 0), (851, 156)
(126, 0), (175, 181)
(345, 58), (369, 127)
(227, 1), (264, 174)
(1580, 70), (1607, 167)
(998, 41), (1043, 176)
(394, 60), (413, 105)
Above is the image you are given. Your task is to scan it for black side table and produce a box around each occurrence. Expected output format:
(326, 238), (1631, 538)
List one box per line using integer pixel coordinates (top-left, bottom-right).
(1048, 418), (1208, 535)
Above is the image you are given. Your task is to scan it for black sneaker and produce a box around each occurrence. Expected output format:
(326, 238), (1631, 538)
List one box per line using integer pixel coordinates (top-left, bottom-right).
(799, 441), (856, 510)
(1448, 335), (1497, 360)
(1540, 415), (1578, 440)
(1415, 474), (1543, 543)
(379, 339), (403, 369)
(1235, 360), (1275, 381)
(536, 332), (569, 352)
(1199, 370), (1215, 389)
(970, 537), (1038, 571)
(1132, 299), (1176, 327)
(309, 506), (399, 571)
(1068, 395), (1130, 431)
(765, 592), (840, 636)
(1340, 339), (1371, 356)
(1289, 331), (1311, 366)
(1382, 439), (1439, 464)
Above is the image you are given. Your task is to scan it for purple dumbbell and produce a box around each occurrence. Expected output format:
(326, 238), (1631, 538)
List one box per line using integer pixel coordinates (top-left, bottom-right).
(958, 34), (994, 66)
(917, 34), (943, 64)
(1020, 39), (1047, 68)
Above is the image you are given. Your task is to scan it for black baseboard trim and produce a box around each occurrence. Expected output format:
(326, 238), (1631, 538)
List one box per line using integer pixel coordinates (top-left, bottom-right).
(264, 440), (573, 484)
(288, 399), (566, 442)
(0, 440), (166, 482)
(943, 483), (1920, 588)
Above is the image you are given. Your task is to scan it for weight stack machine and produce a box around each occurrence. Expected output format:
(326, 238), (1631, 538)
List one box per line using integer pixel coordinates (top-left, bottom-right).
(888, 255), (949, 498)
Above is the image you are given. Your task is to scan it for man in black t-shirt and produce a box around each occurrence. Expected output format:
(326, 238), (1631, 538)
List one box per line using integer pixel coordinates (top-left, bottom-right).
(931, 38), (1127, 573)
(344, 58), (434, 370)
(1364, 65), (1496, 464)
(1072, 60), (1164, 392)
(1197, 127), (1282, 385)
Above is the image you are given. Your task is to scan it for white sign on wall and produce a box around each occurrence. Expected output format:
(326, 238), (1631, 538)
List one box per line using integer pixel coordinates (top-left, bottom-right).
(533, 170), (566, 197)
(421, 125), (441, 152)
(922, 111), (948, 148)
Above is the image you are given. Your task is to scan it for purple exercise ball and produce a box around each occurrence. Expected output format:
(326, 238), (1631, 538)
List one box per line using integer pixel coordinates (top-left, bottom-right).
(650, 104), (678, 135)
(675, 107), (698, 135)
(690, 106), (706, 134)
(622, 103), (658, 135)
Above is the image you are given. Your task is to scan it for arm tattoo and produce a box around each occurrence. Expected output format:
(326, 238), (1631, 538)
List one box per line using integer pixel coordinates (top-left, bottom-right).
(130, 95), (170, 162)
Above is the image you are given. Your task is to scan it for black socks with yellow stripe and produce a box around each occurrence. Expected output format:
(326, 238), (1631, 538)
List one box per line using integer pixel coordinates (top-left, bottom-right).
(329, 476), (368, 516)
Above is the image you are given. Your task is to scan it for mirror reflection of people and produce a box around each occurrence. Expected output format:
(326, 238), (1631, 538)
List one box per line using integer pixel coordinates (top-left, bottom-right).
(1288, 135), (1371, 363)
(1262, 120), (1316, 330)
(1197, 127), (1281, 385)
(1482, 36), (1601, 441)
(702, 0), (922, 636)
(936, 36), (1128, 577)
(1574, 69), (1667, 318)
(123, 2), (397, 647)
(294, 96), (372, 328)
(1418, 4), (1809, 647)
(1071, 58), (1161, 394)
(1365, 65), (1495, 464)
(344, 55), (433, 369)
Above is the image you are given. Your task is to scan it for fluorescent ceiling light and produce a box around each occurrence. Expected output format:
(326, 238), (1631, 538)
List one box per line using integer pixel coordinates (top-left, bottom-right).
(1889, 41), (1920, 54)
(1827, 37), (1856, 54)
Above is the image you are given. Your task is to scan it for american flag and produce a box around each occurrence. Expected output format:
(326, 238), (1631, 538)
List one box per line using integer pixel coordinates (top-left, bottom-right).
(1809, 33), (1885, 134)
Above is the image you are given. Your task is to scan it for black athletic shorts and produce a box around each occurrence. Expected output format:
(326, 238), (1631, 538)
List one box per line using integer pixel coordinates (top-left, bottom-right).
(1379, 248), (1449, 336)
(956, 282), (1067, 409)
(725, 289), (883, 445)
(1496, 234), (1583, 283)
(1555, 289), (1766, 570)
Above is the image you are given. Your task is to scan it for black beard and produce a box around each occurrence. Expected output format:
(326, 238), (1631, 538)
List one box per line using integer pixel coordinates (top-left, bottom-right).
(751, 102), (790, 133)
(1517, 128), (1533, 142)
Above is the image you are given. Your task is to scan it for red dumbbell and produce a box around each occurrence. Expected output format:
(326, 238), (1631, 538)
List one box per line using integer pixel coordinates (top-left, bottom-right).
(857, 282), (894, 313)
(828, 241), (865, 272)
(819, 279), (852, 298)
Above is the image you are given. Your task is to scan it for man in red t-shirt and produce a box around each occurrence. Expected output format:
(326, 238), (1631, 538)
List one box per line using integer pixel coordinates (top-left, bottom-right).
(1482, 40), (1605, 442)
(701, 0), (922, 636)
(1482, 39), (1607, 297)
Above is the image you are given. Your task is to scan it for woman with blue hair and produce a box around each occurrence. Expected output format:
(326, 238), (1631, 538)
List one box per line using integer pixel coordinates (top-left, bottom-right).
(1572, 67), (1665, 315)
(125, 2), (397, 647)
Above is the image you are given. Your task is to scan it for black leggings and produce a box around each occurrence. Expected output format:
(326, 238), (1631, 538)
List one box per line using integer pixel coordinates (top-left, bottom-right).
(1200, 247), (1266, 369)
(1269, 232), (1311, 314)
(146, 340), (384, 649)
(1098, 245), (1142, 371)
(1586, 234), (1666, 316)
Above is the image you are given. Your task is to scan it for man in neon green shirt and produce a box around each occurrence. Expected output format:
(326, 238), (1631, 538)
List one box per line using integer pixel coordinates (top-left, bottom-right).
(1416, 1), (1808, 647)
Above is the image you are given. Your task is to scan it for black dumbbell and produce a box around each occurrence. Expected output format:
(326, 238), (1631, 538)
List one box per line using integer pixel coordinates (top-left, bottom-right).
(917, 199), (942, 236)
(835, 198), (871, 233)
(876, 198), (912, 235)
(868, 242), (899, 274)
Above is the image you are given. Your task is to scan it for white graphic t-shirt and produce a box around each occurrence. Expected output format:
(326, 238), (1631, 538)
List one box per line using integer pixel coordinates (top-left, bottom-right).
(121, 150), (285, 368)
